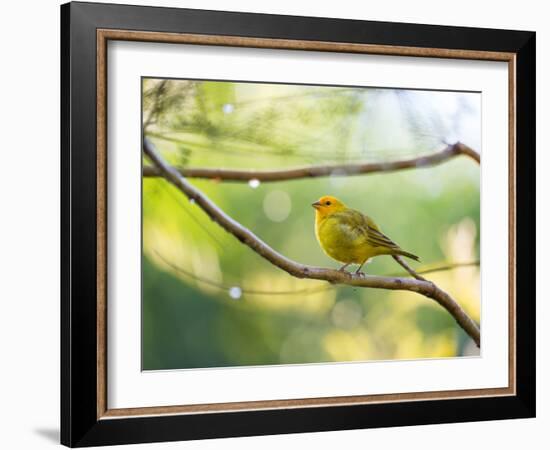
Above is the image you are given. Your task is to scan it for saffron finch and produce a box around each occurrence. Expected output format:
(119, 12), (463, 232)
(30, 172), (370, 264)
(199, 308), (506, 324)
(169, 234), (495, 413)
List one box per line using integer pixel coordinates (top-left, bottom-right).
(312, 195), (419, 275)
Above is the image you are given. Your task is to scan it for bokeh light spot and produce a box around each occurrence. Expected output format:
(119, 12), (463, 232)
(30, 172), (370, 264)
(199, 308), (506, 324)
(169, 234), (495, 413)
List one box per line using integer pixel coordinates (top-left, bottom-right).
(248, 178), (260, 189)
(222, 103), (234, 114)
(228, 286), (242, 300)
(263, 190), (292, 222)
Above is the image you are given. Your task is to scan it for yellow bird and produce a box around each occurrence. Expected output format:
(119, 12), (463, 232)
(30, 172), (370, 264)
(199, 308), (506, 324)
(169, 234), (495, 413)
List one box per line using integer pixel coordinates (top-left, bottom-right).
(312, 195), (419, 275)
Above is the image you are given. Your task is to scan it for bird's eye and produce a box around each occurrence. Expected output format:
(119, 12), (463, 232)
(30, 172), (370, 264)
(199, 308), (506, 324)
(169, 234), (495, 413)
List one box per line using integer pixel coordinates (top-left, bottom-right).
(325, 201), (331, 206)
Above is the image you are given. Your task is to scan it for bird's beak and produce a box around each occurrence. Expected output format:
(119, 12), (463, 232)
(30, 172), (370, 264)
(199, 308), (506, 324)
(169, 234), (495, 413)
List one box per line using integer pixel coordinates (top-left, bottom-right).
(311, 201), (321, 209)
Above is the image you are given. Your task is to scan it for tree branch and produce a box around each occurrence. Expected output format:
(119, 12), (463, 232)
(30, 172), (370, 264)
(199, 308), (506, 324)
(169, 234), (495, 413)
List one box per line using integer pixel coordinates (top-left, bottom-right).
(143, 141), (480, 181)
(392, 255), (427, 281)
(156, 250), (479, 297)
(455, 142), (480, 163)
(143, 138), (480, 347)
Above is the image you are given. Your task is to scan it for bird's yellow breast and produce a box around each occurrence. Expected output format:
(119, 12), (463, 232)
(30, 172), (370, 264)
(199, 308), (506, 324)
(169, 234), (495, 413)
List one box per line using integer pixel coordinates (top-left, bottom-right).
(315, 214), (377, 264)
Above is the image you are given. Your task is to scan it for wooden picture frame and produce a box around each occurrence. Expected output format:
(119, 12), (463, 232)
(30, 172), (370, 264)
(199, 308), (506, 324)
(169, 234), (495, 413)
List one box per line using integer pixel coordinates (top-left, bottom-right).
(61, 1), (535, 446)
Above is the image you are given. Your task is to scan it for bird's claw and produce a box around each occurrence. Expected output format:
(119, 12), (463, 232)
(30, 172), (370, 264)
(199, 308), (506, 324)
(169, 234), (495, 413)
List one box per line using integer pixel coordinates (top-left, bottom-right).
(354, 271), (366, 278)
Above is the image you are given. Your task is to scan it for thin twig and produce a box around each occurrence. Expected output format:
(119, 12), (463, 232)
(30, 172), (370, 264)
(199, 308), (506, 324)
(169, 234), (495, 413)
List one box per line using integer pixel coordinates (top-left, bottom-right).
(143, 80), (168, 130)
(154, 250), (332, 296)
(414, 261), (479, 276)
(143, 141), (480, 181)
(392, 255), (427, 281)
(156, 250), (479, 297)
(143, 138), (480, 347)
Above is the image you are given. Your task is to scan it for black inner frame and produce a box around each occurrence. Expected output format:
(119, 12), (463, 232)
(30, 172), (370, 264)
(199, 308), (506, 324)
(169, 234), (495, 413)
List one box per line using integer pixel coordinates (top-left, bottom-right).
(61, 2), (535, 447)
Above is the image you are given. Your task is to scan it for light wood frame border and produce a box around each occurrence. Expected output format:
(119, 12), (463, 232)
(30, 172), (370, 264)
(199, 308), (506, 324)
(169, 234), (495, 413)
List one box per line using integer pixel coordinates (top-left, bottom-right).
(96, 29), (517, 420)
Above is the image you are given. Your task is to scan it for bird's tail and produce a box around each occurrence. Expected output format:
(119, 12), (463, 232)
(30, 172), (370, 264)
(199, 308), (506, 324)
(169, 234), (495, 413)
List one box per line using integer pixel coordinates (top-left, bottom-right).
(396, 249), (420, 262)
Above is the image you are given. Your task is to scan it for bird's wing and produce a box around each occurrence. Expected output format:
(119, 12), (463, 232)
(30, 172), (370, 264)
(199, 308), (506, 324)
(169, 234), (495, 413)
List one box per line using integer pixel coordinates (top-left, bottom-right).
(329, 210), (402, 250)
(328, 210), (370, 243)
(355, 211), (402, 250)
(364, 225), (401, 250)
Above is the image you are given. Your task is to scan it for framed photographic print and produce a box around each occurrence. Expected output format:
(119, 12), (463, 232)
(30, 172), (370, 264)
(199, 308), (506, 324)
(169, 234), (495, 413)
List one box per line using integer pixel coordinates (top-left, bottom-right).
(61, 1), (535, 447)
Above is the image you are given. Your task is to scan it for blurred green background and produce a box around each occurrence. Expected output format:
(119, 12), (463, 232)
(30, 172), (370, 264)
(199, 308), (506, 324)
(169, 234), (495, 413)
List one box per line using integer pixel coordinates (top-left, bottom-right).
(142, 78), (481, 370)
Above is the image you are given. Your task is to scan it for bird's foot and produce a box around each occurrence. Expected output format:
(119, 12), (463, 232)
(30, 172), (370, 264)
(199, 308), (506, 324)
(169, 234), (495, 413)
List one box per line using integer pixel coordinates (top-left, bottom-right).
(338, 264), (351, 273)
(354, 271), (366, 278)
